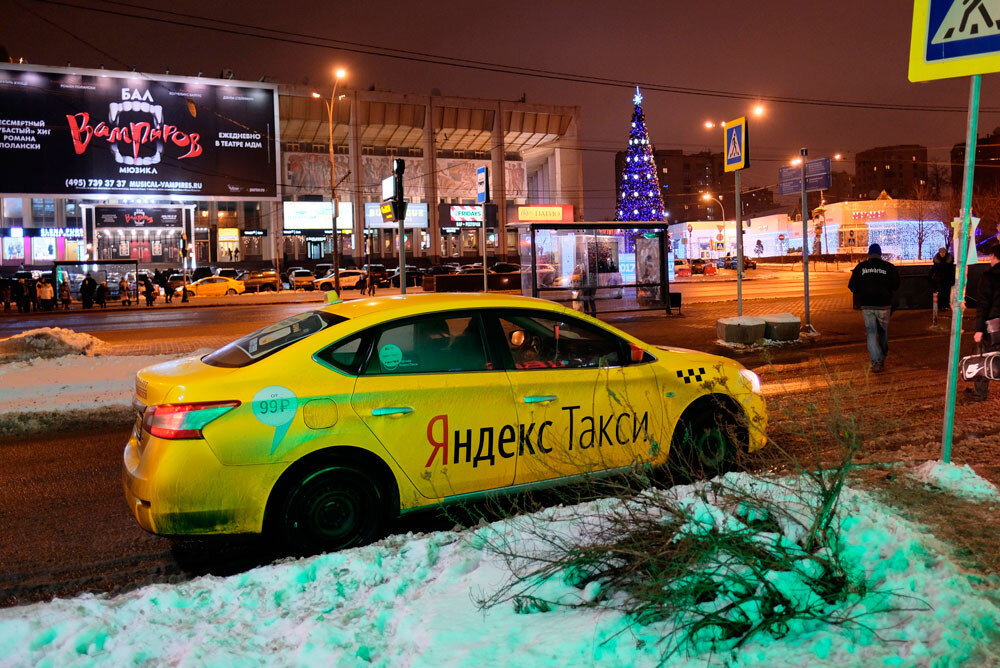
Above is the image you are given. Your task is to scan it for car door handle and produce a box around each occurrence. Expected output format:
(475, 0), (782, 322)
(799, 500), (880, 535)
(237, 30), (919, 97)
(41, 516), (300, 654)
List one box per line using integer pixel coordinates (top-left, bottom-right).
(372, 406), (413, 417)
(524, 395), (557, 404)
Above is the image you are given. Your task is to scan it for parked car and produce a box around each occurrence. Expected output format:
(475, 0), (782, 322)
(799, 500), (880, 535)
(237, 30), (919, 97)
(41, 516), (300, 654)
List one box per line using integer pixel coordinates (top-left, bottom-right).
(289, 269), (316, 290)
(422, 265), (456, 276)
(166, 273), (188, 292)
(690, 258), (706, 275)
(459, 263), (484, 274)
(674, 260), (692, 278)
(316, 269), (366, 291)
(216, 268), (239, 280)
(389, 265), (420, 288)
(191, 267), (214, 282)
(361, 264), (389, 287)
(242, 269), (282, 292)
(313, 263), (333, 278)
(716, 256), (757, 271)
(177, 275), (246, 298)
(489, 262), (522, 274)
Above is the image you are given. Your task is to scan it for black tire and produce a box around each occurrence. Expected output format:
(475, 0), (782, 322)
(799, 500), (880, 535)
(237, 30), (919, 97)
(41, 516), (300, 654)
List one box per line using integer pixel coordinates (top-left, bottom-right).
(668, 400), (745, 481)
(273, 465), (387, 554)
(226, 288), (236, 295)
(184, 289), (194, 298)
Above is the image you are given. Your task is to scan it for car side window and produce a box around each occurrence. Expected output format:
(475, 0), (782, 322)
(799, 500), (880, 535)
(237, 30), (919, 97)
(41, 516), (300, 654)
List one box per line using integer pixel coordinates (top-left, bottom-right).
(498, 312), (624, 370)
(315, 334), (368, 375)
(365, 314), (489, 375)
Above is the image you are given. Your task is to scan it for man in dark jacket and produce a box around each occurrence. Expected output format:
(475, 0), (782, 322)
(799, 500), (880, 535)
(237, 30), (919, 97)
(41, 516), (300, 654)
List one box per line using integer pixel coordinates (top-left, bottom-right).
(929, 247), (956, 310)
(848, 243), (901, 373)
(967, 245), (1000, 401)
(81, 273), (96, 309)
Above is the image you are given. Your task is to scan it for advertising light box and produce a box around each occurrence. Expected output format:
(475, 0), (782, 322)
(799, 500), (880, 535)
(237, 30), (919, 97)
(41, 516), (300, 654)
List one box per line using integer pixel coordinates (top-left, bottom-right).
(0, 64), (280, 199)
(282, 201), (353, 233)
(95, 206), (184, 228)
(363, 202), (428, 229)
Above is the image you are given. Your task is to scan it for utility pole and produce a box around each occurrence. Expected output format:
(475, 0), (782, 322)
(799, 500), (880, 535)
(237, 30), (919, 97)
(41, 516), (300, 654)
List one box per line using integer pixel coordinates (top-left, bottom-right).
(800, 147), (813, 331)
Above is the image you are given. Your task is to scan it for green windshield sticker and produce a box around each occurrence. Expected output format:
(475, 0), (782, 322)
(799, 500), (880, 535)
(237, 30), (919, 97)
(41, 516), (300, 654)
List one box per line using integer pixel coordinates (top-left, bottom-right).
(252, 385), (297, 453)
(378, 344), (403, 371)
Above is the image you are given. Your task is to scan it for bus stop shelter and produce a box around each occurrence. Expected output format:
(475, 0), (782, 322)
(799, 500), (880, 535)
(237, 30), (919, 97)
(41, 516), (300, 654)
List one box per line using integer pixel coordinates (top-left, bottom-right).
(509, 221), (676, 315)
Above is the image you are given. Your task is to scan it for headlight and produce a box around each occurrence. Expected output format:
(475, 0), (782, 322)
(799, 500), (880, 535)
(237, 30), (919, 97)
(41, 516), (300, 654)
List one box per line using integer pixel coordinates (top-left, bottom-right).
(739, 369), (762, 394)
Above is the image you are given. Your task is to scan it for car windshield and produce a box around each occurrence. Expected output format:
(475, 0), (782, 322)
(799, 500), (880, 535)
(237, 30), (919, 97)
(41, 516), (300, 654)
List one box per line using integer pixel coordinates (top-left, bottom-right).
(202, 310), (348, 368)
(293, 270), (312, 277)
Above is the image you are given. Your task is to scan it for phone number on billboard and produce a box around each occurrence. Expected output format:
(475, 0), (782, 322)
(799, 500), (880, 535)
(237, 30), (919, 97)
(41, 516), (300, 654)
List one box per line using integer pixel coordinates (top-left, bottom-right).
(64, 178), (203, 191)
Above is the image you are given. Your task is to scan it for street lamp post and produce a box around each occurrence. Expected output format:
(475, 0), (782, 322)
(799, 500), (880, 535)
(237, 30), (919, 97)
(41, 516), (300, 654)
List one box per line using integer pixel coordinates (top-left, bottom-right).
(317, 68), (346, 293)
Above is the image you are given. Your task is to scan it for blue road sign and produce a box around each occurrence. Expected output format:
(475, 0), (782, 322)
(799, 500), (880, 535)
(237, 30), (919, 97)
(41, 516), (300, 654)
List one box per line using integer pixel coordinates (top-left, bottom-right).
(778, 158), (832, 195)
(724, 117), (748, 172)
(910, 0), (1000, 81)
(476, 166), (489, 204)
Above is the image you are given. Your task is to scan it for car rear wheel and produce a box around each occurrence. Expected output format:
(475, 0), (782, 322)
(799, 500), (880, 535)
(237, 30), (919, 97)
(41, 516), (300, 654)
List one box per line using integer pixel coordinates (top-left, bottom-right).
(226, 288), (236, 295)
(667, 397), (746, 481)
(273, 465), (386, 554)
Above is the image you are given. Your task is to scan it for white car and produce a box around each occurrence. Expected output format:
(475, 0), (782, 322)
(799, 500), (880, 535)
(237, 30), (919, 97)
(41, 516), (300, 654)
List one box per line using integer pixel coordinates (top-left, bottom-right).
(177, 275), (245, 298)
(316, 269), (367, 291)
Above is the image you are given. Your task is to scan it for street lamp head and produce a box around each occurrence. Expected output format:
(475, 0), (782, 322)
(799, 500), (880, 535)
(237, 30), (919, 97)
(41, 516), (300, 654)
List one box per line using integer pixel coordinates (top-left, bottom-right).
(335, 68), (346, 80)
(752, 104), (765, 116)
(790, 157), (802, 166)
(311, 91), (321, 98)
(834, 153), (842, 160)
(701, 193), (712, 201)
(704, 121), (715, 129)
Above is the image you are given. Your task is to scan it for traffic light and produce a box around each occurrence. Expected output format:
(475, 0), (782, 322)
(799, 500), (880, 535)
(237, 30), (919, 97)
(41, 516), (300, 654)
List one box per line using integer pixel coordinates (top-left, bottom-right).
(179, 233), (188, 261)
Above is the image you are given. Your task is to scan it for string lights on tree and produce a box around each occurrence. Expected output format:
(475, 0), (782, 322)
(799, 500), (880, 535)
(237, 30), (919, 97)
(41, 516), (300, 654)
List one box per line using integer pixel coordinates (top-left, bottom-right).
(616, 87), (665, 222)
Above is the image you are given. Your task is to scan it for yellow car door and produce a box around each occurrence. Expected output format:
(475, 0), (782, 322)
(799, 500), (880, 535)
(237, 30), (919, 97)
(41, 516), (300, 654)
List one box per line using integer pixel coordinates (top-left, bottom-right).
(494, 310), (666, 486)
(351, 311), (519, 499)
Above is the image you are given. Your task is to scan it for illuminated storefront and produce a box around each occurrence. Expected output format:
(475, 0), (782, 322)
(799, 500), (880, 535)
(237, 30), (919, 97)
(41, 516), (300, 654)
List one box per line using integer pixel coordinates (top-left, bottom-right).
(87, 205), (195, 265)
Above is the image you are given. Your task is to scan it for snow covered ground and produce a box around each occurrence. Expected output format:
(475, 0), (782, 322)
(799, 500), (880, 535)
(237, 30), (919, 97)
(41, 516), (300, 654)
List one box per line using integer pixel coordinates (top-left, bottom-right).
(1, 471), (997, 667)
(0, 327), (108, 361)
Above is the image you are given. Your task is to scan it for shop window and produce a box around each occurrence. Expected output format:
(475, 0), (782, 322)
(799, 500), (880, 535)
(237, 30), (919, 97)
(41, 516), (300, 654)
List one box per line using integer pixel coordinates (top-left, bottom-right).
(65, 201), (82, 226)
(2, 197), (23, 225)
(31, 198), (56, 224)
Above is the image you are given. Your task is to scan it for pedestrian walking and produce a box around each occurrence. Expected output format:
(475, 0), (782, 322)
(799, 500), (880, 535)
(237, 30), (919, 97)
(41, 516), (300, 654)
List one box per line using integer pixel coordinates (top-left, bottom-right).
(966, 246), (1000, 401)
(0, 279), (10, 312)
(13, 279), (27, 313)
(848, 243), (901, 373)
(159, 271), (173, 303)
(59, 279), (71, 310)
(142, 276), (156, 306)
(36, 278), (55, 311)
(119, 276), (132, 306)
(929, 247), (956, 310)
(81, 273), (96, 309)
(364, 271), (377, 296)
(27, 279), (39, 312)
(95, 281), (109, 308)
(575, 263), (597, 317)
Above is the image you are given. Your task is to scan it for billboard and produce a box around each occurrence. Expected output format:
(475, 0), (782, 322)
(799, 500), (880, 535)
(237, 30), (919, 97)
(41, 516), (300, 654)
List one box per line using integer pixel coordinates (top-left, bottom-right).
(364, 202), (428, 229)
(0, 64), (280, 199)
(282, 201), (353, 233)
(94, 206), (184, 228)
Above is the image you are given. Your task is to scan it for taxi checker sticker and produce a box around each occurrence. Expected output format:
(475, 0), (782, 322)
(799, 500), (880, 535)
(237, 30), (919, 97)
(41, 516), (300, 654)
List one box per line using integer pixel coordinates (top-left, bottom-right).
(252, 385), (297, 453)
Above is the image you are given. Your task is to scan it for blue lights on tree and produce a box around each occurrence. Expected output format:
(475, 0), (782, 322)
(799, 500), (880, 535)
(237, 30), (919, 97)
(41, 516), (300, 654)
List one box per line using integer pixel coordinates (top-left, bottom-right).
(616, 86), (665, 222)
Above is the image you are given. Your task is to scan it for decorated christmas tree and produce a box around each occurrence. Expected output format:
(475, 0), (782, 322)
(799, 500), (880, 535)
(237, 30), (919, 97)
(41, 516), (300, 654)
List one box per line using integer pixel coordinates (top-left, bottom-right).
(616, 87), (664, 222)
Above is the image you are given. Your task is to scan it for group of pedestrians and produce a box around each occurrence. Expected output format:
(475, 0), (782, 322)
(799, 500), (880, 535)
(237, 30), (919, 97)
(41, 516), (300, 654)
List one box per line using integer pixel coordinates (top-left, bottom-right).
(0, 277), (71, 312)
(848, 242), (1000, 401)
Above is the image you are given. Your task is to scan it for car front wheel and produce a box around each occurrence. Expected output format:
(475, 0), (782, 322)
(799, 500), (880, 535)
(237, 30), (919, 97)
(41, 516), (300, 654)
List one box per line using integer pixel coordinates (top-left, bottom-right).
(273, 465), (386, 554)
(667, 399), (746, 481)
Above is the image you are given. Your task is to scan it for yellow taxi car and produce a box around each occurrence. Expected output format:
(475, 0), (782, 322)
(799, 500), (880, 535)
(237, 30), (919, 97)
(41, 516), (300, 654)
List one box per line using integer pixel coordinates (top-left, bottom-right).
(177, 275), (245, 298)
(124, 293), (766, 553)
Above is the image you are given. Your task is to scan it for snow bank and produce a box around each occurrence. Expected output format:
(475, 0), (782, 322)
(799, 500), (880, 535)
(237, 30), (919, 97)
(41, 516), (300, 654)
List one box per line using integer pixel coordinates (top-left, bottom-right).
(0, 327), (108, 361)
(1, 474), (997, 666)
(910, 460), (1000, 504)
(0, 354), (178, 436)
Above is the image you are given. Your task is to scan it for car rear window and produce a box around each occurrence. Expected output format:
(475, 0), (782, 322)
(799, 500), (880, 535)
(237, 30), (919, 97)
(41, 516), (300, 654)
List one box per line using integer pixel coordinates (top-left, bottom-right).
(293, 270), (312, 277)
(202, 311), (348, 368)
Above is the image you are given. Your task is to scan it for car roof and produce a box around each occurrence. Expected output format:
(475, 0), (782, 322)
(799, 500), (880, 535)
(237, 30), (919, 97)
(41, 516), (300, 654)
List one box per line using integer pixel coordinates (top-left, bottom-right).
(319, 293), (579, 323)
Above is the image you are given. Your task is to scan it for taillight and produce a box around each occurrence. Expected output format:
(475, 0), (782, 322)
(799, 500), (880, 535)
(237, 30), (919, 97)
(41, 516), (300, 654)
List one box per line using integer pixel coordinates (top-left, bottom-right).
(142, 401), (240, 439)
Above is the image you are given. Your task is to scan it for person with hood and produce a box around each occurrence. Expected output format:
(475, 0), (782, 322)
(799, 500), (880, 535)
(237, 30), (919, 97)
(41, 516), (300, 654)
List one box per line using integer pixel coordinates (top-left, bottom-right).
(59, 279), (71, 310)
(929, 246), (956, 310)
(142, 276), (156, 306)
(36, 278), (55, 310)
(848, 243), (901, 373)
(95, 281), (109, 308)
(0, 278), (11, 312)
(119, 276), (131, 307)
(81, 273), (96, 309)
(967, 245), (1000, 401)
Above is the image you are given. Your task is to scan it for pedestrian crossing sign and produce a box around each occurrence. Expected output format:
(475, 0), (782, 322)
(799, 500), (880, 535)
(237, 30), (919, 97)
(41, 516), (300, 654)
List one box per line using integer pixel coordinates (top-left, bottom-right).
(724, 117), (748, 172)
(910, 0), (1000, 81)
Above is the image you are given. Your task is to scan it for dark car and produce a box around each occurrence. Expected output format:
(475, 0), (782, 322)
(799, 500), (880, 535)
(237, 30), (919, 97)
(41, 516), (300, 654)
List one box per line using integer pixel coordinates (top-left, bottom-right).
(166, 273), (188, 292)
(191, 267), (214, 282)
(690, 258), (707, 275)
(423, 265), (456, 276)
(313, 263), (333, 278)
(362, 264), (389, 287)
(216, 268), (239, 280)
(490, 262), (522, 274)
(242, 269), (282, 292)
(388, 265), (421, 288)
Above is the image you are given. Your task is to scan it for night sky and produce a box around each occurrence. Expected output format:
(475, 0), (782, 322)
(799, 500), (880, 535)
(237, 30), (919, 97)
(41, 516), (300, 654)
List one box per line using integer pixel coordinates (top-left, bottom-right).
(5, 0), (1000, 218)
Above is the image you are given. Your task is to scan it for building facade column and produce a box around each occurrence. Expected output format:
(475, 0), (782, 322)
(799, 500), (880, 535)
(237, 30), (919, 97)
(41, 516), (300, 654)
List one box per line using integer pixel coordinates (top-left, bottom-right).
(423, 97), (440, 264)
(491, 100), (507, 259)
